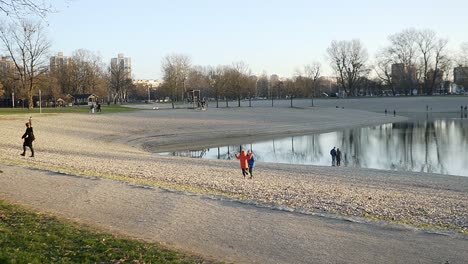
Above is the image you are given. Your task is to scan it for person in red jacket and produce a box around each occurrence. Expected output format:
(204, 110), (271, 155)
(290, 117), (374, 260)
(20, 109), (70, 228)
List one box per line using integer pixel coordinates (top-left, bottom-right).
(235, 149), (251, 178)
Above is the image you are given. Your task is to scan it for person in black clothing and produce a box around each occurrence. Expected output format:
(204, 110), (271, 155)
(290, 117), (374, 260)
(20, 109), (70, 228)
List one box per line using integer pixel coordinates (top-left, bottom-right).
(21, 117), (35, 157)
(97, 103), (101, 112)
(330, 147), (337, 166)
(336, 148), (342, 166)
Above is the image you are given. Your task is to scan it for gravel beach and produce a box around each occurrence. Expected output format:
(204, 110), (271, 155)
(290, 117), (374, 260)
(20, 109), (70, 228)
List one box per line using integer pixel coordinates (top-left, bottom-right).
(1, 97), (467, 233)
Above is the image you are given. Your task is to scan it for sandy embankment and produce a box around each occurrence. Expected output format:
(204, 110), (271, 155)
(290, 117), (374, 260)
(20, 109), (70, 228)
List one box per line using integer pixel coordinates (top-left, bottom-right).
(0, 102), (467, 233)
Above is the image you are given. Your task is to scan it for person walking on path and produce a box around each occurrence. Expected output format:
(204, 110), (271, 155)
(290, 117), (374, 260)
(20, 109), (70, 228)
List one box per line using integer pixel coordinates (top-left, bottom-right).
(330, 147), (337, 166)
(235, 149), (251, 178)
(336, 148), (342, 166)
(247, 150), (255, 179)
(97, 103), (101, 112)
(20, 117), (35, 157)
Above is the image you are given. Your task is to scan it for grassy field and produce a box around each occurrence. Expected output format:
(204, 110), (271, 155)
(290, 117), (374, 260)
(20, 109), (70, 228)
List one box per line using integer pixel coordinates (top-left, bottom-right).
(0, 104), (139, 115)
(0, 199), (207, 263)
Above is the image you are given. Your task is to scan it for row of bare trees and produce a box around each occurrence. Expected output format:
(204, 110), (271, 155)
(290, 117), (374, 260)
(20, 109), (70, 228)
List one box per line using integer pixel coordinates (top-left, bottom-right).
(2, 20), (468, 108)
(0, 19), (135, 108)
(159, 54), (330, 107)
(330, 28), (460, 96)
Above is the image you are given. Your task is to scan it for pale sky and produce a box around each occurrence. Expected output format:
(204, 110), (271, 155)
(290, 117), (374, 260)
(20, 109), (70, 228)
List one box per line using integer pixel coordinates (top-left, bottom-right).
(22, 0), (468, 79)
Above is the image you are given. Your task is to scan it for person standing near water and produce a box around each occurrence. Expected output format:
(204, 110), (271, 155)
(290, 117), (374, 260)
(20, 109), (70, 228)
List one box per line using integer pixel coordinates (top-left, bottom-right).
(247, 150), (255, 179)
(330, 147), (337, 166)
(336, 148), (342, 166)
(235, 149), (250, 178)
(20, 116), (35, 157)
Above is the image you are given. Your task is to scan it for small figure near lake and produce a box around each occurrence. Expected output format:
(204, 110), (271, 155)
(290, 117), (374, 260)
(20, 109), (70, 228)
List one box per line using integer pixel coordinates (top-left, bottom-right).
(20, 117), (35, 157)
(336, 148), (342, 166)
(330, 147), (337, 166)
(247, 150), (255, 179)
(235, 149), (251, 179)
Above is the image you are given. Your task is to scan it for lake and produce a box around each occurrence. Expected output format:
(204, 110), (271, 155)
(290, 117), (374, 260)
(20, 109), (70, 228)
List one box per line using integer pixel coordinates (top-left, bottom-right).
(162, 117), (468, 177)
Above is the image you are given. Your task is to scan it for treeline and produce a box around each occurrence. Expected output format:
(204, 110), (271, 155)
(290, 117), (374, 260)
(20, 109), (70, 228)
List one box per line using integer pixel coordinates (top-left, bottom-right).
(1, 20), (468, 109)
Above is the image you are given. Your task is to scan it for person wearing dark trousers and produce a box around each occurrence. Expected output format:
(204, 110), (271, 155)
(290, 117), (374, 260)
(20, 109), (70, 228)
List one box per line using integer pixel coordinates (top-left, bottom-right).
(330, 147), (337, 166)
(247, 150), (255, 179)
(235, 150), (250, 178)
(21, 117), (35, 157)
(336, 148), (342, 166)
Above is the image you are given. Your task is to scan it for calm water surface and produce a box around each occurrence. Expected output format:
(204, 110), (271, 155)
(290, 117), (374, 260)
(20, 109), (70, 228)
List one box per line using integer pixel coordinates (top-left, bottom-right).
(163, 118), (468, 177)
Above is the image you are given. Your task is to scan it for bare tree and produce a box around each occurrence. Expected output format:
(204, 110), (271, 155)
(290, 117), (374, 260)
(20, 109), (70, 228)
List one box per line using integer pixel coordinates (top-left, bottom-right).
(0, 0), (54, 18)
(256, 72), (269, 98)
(0, 80), (4, 97)
(327, 39), (368, 96)
(0, 20), (50, 108)
(374, 49), (396, 95)
(303, 62), (320, 105)
(416, 29), (448, 95)
(455, 42), (468, 88)
(108, 61), (131, 104)
(69, 49), (106, 95)
(459, 42), (468, 65)
(224, 62), (251, 107)
(161, 54), (191, 107)
(207, 65), (227, 108)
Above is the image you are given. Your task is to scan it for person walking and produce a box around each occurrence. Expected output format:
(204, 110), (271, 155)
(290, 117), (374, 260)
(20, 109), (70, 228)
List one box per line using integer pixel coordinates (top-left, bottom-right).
(247, 150), (255, 179)
(20, 117), (35, 157)
(330, 147), (337, 166)
(235, 149), (250, 178)
(97, 103), (101, 112)
(336, 148), (342, 166)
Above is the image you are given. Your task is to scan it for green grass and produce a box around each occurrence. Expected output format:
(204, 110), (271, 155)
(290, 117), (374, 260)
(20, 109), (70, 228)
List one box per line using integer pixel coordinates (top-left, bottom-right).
(0, 200), (206, 263)
(0, 104), (139, 115)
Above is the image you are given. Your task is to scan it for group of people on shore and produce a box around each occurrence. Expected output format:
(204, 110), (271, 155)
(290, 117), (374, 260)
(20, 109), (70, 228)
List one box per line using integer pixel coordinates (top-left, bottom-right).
(234, 149), (255, 179)
(330, 147), (342, 166)
(90, 103), (102, 113)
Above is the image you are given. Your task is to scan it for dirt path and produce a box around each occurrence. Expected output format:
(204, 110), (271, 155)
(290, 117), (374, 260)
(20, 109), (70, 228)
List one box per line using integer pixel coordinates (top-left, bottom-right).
(1, 164), (467, 264)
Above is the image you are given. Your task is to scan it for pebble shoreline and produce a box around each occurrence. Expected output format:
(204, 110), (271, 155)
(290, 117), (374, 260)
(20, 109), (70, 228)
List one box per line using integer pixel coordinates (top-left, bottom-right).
(0, 104), (467, 233)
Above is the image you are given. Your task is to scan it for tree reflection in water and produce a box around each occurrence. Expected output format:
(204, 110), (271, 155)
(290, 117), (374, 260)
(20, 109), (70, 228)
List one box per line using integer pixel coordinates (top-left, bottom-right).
(166, 119), (468, 177)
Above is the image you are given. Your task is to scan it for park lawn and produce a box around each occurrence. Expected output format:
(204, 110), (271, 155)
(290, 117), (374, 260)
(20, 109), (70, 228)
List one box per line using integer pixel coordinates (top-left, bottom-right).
(0, 104), (139, 115)
(0, 199), (205, 263)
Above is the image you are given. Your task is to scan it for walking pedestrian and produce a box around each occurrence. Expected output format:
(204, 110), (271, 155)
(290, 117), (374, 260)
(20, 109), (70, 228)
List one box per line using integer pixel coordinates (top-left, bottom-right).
(20, 117), (35, 157)
(97, 103), (101, 112)
(235, 149), (250, 178)
(330, 147), (337, 166)
(247, 150), (255, 179)
(336, 148), (342, 166)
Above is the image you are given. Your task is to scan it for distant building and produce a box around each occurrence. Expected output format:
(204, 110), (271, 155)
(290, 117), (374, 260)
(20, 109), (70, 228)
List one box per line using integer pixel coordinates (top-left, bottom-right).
(110, 53), (132, 78)
(133, 79), (162, 88)
(439, 81), (464, 94)
(454, 66), (468, 88)
(49, 52), (70, 72)
(391, 63), (418, 94)
(0, 56), (15, 72)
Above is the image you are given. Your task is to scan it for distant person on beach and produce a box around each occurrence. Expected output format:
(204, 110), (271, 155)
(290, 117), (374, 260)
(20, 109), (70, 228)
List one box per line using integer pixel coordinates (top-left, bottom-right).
(330, 147), (337, 166)
(336, 148), (342, 166)
(235, 149), (251, 178)
(247, 150), (255, 179)
(20, 117), (35, 157)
